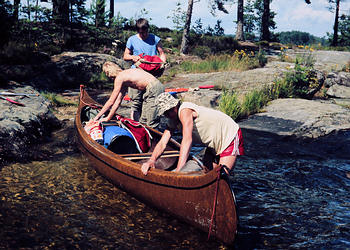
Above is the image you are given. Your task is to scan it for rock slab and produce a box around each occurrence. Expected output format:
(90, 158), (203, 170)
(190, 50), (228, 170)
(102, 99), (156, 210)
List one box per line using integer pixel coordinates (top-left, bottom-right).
(0, 85), (59, 164)
(240, 98), (350, 139)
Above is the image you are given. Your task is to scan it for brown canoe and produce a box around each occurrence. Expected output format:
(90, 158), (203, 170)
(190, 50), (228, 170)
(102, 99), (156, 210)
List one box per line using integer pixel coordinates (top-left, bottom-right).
(74, 86), (238, 244)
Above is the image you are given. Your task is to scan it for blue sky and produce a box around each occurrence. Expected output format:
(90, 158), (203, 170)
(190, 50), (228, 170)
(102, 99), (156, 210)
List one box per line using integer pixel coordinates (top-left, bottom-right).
(37, 0), (350, 38)
(111, 0), (350, 38)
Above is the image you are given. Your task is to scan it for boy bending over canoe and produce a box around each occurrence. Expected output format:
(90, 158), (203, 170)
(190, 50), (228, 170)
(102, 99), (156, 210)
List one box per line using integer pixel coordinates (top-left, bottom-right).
(93, 61), (164, 128)
(141, 92), (244, 175)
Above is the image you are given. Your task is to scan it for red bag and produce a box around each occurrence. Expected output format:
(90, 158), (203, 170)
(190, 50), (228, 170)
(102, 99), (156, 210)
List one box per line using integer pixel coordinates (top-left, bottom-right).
(115, 114), (152, 153)
(135, 53), (165, 77)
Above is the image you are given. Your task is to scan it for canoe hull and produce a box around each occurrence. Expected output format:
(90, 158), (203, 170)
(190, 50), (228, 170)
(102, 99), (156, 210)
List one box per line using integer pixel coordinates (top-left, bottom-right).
(75, 87), (237, 244)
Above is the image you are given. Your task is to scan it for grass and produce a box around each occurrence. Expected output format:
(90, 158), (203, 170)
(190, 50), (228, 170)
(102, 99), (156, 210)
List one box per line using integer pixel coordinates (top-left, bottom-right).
(41, 92), (78, 107)
(219, 55), (319, 120)
(174, 50), (267, 75)
(219, 86), (276, 121)
(218, 91), (242, 120)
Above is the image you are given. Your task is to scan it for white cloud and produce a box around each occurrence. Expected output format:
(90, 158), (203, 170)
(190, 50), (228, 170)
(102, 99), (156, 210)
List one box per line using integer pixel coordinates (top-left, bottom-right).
(272, 0), (350, 37)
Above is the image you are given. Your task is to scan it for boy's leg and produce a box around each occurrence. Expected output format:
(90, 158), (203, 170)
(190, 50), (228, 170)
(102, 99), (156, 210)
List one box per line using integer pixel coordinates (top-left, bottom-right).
(129, 87), (143, 121)
(140, 81), (164, 128)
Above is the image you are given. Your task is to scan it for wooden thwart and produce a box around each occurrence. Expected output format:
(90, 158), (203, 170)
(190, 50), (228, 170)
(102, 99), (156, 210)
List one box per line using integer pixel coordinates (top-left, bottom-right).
(125, 153), (179, 161)
(120, 150), (179, 158)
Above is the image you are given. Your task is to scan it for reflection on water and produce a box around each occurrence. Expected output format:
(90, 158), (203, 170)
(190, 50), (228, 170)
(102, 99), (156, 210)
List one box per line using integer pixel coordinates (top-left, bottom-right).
(1, 126), (350, 249)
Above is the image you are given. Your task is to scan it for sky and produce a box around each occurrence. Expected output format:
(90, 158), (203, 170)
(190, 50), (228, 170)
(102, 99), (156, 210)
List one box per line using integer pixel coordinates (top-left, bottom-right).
(109, 0), (350, 38)
(36, 0), (350, 38)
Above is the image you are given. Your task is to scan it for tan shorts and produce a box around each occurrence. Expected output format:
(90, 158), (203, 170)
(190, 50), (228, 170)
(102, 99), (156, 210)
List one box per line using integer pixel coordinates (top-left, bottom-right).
(139, 79), (165, 128)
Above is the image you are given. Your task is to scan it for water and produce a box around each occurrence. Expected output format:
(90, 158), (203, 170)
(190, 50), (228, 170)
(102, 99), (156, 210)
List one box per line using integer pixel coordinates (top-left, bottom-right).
(232, 158), (350, 249)
(0, 124), (349, 249)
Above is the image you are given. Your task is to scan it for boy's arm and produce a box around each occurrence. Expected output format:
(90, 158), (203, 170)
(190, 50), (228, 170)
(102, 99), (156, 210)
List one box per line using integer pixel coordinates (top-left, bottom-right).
(141, 129), (172, 175)
(123, 47), (141, 63)
(95, 77), (125, 122)
(156, 41), (166, 63)
(175, 108), (194, 172)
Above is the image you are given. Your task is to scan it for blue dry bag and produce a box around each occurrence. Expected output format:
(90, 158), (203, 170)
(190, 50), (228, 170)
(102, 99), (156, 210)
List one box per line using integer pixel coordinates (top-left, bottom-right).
(103, 126), (138, 154)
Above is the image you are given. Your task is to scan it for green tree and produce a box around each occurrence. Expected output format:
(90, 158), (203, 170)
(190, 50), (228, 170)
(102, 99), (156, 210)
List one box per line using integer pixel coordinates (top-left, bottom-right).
(261, 0), (270, 41)
(13, 0), (20, 21)
(338, 13), (350, 46)
(70, 0), (89, 24)
(214, 19), (225, 36)
(327, 0), (345, 46)
(245, 0), (276, 40)
(277, 31), (324, 45)
(0, 0), (13, 47)
(52, 0), (69, 25)
(95, 0), (105, 27)
(243, 0), (259, 39)
(167, 2), (186, 31)
(109, 0), (114, 26)
(193, 18), (205, 34)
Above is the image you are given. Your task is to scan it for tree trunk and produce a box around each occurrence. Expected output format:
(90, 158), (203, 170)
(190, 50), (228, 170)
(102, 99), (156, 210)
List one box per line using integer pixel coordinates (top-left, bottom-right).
(332, 0), (340, 46)
(96, 0), (105, 27)
(109, 0), (114, 27)
(13, 0), (20, 21)
(52, 0), (69, 25)
(180, 0), (194, 55)
(261, 0), (270, 41)
(235, 0), (244, 41)
(27, 0), (31, 20)
(35, 0), (39, 21)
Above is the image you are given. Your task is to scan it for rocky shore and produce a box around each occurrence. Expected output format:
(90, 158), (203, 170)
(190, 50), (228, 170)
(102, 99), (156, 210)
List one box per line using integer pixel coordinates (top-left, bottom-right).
(0, 84), (59, 165)
(1, 50), (350, 164)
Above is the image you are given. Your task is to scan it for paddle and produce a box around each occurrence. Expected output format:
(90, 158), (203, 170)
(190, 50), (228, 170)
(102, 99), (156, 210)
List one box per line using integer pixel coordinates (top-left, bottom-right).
(0, 95), (25, 106)
(0, 92), (39, 97)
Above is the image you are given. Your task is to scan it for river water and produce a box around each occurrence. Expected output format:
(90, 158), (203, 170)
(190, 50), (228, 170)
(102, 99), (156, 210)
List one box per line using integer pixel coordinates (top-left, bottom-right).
(0, 121), (349, 249)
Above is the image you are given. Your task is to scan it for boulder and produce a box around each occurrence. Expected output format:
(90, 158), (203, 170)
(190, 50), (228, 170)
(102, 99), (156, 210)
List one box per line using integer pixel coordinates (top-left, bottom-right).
(327, 84), (350, 98)
(27, 52), (129, 90)
(0, 84), (59, 164)
(325, 71), (350, 87)
(240, 98), (350, 139)
(177, 89), (222, 108)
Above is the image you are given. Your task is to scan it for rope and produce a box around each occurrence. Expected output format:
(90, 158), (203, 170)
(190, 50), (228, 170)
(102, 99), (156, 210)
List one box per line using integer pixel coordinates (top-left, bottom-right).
(207, 164), (223, 241)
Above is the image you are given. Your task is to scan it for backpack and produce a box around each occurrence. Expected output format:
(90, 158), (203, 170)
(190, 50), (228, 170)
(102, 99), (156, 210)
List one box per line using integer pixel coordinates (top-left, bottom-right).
(135, 53), (165, 77)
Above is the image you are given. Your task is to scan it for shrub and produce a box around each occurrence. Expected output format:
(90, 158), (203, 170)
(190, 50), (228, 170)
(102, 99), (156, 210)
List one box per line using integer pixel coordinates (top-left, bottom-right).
(41, 92), (77, 107)
(241, 90), (269, 117)
(342, 61), (350, 72)
(88, 71), (111, 89)
(192, 35), (239, 54)
(191, 45), (211, 59)
(219, 90), (241, 120)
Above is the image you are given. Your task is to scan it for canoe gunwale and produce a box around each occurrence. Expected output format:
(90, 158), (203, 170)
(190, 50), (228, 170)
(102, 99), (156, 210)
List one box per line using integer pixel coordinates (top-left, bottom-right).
(75, 86), (238, 244)
(76, 136), (218, 190)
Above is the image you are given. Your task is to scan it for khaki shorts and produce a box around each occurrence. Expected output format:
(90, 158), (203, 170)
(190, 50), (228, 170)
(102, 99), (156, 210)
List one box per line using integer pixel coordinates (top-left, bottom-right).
(139, 79), (165, 128)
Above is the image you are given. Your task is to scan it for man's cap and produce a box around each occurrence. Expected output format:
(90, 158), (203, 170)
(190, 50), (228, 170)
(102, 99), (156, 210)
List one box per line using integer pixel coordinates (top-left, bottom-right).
(156, 92), (179, 116)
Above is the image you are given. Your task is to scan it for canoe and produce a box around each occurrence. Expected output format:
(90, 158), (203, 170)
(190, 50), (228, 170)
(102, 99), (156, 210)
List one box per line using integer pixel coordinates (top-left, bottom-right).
(74, 86), (238, 244)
